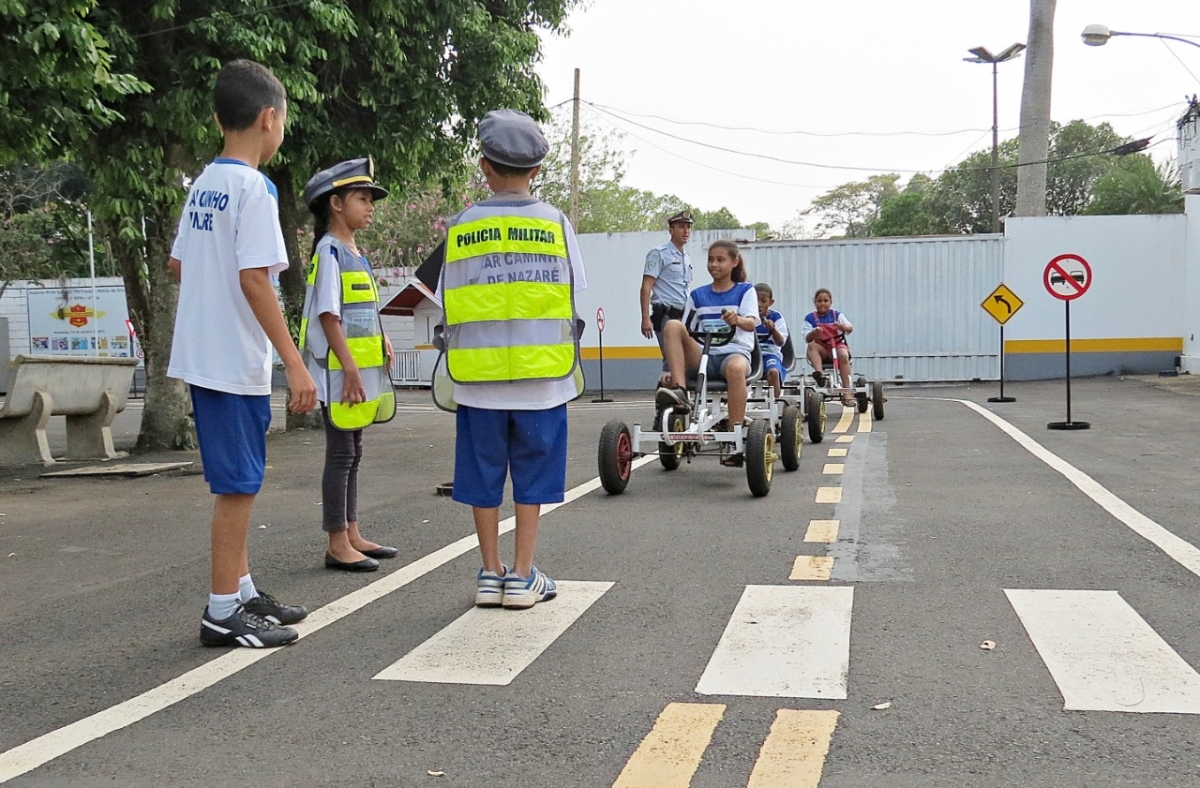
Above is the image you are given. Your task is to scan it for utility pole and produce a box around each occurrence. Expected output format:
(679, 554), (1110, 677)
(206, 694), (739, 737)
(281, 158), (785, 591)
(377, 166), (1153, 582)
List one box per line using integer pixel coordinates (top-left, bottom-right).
(569, 68), (581, 228)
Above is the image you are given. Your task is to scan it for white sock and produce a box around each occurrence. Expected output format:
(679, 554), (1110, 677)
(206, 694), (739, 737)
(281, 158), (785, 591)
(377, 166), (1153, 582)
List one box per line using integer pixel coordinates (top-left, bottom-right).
(238, 574), (258, 603)
(208, 592), (241, 621)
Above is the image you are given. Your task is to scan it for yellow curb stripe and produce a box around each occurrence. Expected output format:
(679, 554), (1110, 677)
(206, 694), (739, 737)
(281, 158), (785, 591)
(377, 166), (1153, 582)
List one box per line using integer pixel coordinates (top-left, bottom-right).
(827, 448), (848, 457)
(789, 556), (834, 581)
(612, 702), (726, 788)
(804, 519), (839, 543)
(822, 463), (844, 475)
(747, 709), (840, 788)
(1006, 337), (1181, 354)
(816, 487), (842, 504)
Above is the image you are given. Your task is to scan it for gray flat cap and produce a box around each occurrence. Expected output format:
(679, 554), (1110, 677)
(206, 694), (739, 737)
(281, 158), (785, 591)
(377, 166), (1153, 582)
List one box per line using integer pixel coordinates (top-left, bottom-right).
(479, 109), (549, 169)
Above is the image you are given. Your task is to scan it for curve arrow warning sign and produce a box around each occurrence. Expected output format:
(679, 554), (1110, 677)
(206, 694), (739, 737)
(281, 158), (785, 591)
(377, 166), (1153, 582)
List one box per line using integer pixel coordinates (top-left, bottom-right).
(981, 283), (1024, 325)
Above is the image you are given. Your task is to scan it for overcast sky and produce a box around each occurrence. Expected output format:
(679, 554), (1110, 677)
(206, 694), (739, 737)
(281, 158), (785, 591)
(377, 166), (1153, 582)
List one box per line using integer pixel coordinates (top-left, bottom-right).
(535, 1), (1200, 230)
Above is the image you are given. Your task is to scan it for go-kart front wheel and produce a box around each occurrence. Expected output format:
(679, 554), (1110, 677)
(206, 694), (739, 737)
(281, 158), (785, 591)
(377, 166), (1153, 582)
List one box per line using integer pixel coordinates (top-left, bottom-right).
(658, 409), (687, 470)
(598, 419), (633, 494)
(746, 419), (775, 497)
(780, 404), (802, 472)
(872, 380), (885, 420)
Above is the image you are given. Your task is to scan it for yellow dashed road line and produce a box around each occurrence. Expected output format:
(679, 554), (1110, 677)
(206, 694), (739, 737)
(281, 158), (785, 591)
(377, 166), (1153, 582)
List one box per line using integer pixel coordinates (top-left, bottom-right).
(835, 435), (854, 444)
(612, 703), (726, 788)
(827, 448), (848, 457)
(746, 710), (840, 788)
(822, 463), (844, 475)
(804, 519), (839, 543)
(789, 556), (834, 581)
(815, 487), (842, 504)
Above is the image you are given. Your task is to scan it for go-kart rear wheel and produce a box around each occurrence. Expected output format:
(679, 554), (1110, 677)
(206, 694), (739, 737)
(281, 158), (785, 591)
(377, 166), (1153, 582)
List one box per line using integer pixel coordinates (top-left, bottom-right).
(805, 388), (826, 444)
(598, 419), (633, 494)
(780, 404), (802, 472)
(856, 390), (869, 413)
(658, 409), (687, 470)
(746, 419), (775, 497)
(871, 380), (885, 420)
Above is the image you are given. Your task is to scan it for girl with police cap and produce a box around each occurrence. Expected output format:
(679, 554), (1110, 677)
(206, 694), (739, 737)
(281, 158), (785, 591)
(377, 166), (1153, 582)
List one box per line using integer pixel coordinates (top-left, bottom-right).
(299, 158), (400, 572)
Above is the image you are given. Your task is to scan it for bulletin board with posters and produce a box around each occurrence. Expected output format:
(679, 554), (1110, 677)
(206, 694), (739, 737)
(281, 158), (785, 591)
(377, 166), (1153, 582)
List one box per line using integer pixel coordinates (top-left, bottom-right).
(25, 285), (142, 362)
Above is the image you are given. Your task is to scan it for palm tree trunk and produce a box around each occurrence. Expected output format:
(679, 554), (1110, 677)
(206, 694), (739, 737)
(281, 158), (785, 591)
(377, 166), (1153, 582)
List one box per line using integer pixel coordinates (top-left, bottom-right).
(1016, 0), (1056, 217)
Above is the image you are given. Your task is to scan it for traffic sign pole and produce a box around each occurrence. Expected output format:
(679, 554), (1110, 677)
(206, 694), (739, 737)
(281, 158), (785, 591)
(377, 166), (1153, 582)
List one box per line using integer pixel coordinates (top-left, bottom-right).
(592, 307), (612, 403)
(1043, 254), (1091, 430)
(987, 324), (1016, 403)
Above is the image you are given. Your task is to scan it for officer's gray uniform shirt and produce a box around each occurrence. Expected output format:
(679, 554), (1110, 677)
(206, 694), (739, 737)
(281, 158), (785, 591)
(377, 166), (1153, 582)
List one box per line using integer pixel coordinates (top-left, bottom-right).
(644, 242), (692, 309)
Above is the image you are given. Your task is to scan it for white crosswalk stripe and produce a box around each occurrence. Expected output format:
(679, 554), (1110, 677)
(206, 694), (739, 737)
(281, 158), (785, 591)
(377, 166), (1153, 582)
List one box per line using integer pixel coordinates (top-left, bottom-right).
(373, 580), (612, 686)
(1006, 588), (1200, 714)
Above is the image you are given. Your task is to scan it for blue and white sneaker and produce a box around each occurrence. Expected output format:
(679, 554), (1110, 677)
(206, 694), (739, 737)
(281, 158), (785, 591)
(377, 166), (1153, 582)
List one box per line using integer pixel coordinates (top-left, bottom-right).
(200, 606), (298, 648)
(502, 566), (558, 609)
(475, 566), (509, 607)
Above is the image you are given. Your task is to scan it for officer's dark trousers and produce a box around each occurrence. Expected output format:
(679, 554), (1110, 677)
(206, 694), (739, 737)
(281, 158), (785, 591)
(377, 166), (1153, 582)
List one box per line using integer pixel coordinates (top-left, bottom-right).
(321, 406), (363, 532)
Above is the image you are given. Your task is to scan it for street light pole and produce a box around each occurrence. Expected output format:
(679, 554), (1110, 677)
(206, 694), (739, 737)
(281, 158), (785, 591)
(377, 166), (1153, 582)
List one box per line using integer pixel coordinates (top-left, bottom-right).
(965, 44), (1027, 234)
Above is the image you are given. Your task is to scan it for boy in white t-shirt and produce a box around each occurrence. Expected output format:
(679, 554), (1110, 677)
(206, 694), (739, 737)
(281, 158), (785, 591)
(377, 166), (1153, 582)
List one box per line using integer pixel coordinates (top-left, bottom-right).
(167, 59), (317, 649)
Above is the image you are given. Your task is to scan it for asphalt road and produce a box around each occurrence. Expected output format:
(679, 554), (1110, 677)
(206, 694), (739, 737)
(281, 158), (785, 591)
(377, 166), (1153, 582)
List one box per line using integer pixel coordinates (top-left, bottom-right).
(4, 377), (1200, 787)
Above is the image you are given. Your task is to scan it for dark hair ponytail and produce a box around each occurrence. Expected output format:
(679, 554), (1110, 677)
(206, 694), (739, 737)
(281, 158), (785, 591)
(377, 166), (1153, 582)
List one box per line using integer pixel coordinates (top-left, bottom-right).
(309, 197), (331, 258)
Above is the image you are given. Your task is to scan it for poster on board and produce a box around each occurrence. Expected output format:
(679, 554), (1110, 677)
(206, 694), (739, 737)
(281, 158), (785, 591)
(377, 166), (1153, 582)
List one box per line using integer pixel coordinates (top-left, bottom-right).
(25, 285), (141, 362)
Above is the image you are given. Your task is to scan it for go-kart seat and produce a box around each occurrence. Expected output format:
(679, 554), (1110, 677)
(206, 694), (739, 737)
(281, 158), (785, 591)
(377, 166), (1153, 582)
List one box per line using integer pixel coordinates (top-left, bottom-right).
(780, 334), (796, 373)
(687, 341), (763, 393)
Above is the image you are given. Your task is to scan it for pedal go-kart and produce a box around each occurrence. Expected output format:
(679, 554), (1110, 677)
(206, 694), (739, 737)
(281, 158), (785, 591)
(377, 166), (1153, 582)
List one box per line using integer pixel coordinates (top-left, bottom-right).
(798, 324), (885, 420)
(598, 318), (804, 498)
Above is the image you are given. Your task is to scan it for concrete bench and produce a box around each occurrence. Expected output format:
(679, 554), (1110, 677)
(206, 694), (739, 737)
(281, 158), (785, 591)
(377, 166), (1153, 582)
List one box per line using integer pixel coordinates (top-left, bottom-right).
(0, 355), (138, 465)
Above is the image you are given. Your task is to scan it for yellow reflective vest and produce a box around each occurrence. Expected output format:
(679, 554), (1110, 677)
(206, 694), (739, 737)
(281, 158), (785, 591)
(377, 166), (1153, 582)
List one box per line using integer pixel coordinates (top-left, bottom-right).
(300, 236), (396, 430)
(440, 210), (579, 385)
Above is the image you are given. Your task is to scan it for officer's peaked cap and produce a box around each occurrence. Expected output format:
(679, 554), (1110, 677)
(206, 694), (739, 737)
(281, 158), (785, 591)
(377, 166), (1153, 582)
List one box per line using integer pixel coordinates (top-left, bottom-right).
(303, 157), (388, 211)
(479, 109), (549, 169)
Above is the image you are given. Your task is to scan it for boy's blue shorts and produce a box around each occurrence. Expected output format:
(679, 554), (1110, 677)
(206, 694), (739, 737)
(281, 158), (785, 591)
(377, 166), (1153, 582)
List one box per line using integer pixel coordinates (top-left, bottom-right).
(190, 385), (272, 495)
(763, 352), (785, 378)
(453, 404), (568, 508)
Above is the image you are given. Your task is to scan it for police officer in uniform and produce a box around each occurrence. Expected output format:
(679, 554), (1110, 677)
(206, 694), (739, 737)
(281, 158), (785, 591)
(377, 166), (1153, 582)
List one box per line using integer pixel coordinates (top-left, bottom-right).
(640, 209), (694, 386)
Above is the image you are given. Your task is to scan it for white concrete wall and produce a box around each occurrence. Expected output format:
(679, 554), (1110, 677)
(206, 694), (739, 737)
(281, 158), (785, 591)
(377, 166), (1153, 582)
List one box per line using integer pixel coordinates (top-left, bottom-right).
(1003, 215), (1186, 342)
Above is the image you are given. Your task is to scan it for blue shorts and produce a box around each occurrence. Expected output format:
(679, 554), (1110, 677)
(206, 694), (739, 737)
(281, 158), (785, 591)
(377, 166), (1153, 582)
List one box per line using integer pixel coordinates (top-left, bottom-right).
(453, 405), (568, 508)
(763, 353), (785, 378)
(190, 386), (272, 495)
(706, 351), (751, 382)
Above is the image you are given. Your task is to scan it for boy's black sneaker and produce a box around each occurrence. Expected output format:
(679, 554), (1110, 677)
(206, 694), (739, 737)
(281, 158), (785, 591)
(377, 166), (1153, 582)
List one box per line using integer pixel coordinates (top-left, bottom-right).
(242, 591), (308, 625)
(655, 386), (689, 410)
(200, 606), (299, 648)
(811, 370), (828, 388)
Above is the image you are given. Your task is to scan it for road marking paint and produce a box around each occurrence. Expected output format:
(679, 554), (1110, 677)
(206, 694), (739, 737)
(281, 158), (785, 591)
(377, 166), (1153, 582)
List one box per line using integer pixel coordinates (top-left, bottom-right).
(822, 463), (844, 474)
(0, 454), (658, 785)
(696, 585), (853, 698)
(612, 702), (725, 788)
(747, 709), (840, 788)
(815, 487), (842, 504)
(835, 435), (854, 444)
(951, 399), (1200, 581)
(827, 448), (848, 457)
(804, 520), (840, 543)
(374, 581), (612, 685)
(831, 406), (854, 434)
(857, 410), (872, 433)
(790, 556), (833, 581)
(1006, 589), (1200, 713)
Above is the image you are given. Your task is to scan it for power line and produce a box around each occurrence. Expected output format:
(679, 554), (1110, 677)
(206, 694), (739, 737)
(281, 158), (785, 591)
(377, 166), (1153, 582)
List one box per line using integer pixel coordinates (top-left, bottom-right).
(130, 1), (310, 38)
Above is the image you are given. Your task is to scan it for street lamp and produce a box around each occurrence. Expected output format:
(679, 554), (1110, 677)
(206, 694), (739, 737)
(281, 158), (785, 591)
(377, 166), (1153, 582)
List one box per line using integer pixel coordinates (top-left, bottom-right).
(1082, 24), (1200, 51)
(965, 43), (1026, 233)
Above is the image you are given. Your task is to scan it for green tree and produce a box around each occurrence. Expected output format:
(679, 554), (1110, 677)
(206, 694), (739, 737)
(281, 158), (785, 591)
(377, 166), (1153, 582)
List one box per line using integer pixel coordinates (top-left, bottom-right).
(1084, 157), (1184, 216)
(872, 175), (951, 237)
(800, 173), (901, 238)
(2, 1), (577, 449)
(692, 206), (741, 230)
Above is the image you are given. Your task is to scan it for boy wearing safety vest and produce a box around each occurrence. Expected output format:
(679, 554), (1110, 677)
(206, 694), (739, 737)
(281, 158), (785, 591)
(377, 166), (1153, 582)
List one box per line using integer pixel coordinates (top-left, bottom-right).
(436, 109), (587, 609)
(299, 158), (399, 573)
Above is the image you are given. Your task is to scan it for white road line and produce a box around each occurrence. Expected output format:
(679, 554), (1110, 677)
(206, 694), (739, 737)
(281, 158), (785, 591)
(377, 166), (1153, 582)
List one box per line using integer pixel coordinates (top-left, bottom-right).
(374, 581), (612, 685)
(0, 455), (657, 784)
(953, 399), (1200, 580)
(1006, 589), (1200, 713)
(695, 585), (853, 699)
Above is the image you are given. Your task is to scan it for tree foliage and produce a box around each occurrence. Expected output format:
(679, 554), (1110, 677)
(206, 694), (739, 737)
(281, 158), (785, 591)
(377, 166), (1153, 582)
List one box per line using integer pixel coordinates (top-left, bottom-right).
(799, 173), (901, 238)
(1, 0), (578, 449)
(1084, 157), (1184, 216)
